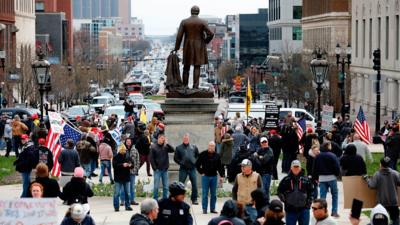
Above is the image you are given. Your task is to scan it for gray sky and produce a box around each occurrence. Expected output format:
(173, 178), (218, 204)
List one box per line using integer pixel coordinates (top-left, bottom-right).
(132, 0), (268, 35)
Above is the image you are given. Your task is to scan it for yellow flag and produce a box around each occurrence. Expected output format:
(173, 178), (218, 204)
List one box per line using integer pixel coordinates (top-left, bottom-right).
(140, 108), (147, 124)
(245, 77), (252, 114)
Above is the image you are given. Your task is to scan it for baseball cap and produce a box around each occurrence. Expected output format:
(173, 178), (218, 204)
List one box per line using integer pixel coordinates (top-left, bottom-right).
(21, 134), (29, 140)
(241, 159), (252, 167)
(380, 157), (391, 168)
(74, 167), (84, 178)
(260, 137), (268, 143)
(38, 138), (46, 145)
(269, 199), (283, 212)
(291, 160), (301, 167)
(372, 213), (389, 225)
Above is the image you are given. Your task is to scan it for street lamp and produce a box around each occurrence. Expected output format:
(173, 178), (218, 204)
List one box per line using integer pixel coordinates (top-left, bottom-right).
(335, 43), (352, 119)
(96, 63), (104, 85)
(250, 65), (259, 103)
(32, 50), (51, 121)
(310, 48), (329, 123)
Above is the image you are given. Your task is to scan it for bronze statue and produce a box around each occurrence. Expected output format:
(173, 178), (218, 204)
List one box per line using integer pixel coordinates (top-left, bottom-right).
(173, 6), (214, 89)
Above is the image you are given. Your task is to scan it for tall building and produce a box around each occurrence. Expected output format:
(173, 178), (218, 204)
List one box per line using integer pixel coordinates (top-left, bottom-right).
(73, 0), (131, 24)
(301, 0), (351, 111)
(236, 9), (269, 69)
(267, 0), (302, 55)
(35, 0), (73, 63)
(350, 0), (400, 118)
(0, 0), (17, 81)
(15, 0), (36, 66)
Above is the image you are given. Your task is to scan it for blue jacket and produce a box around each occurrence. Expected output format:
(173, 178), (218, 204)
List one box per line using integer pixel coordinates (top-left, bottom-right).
(313, 150), (340, 178)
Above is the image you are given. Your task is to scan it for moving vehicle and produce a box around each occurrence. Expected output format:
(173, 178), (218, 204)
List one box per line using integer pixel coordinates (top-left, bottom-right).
(127, 93), (144, 105)
(123, 76), (142, 96)
(62, 105), (90, 124)
(90, 96), (115, 114)
(0, 108), (41, 119)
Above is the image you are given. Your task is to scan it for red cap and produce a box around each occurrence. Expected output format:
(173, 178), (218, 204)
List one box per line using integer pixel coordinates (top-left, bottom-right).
(32, 114), (39, 119)
(269, 129), (277, 135)
(21, 134), (29, 139)
(158, 123), (165, 129)
(307, 128), (313, 133)
(38, 138), (46, 145)
(75, 115), (81, 120)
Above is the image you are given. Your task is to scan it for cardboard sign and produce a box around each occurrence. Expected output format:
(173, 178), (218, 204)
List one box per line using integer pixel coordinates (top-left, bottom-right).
(342, 176), (400, 209)
(321, 105), (334, 131)
(264, 102), (279, 129)
(0, 198), (58, 225)
(48, 111), (64, 134)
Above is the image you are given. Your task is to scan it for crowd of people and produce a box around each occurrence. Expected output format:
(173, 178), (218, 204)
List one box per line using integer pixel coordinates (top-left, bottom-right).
(3, 104), (400, 225)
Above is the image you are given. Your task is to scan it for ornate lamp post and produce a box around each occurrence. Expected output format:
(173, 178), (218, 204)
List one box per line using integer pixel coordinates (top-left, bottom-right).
(335, 43), (352, 119)
(310, 48), (329, 123)
(32, 50), (51, 122)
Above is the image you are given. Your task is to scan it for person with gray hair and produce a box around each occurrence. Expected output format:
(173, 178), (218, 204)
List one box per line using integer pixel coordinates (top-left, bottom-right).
(130, 198), (159, 225)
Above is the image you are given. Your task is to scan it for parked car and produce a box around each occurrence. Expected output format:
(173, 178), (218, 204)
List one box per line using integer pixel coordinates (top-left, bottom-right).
(137, 101), (165, 122)
(90, 96), (115, 114)
(101, 105), (125, 127)
(127, 93), (144, 105)
(0, 107), (42, 120)
(62, 105), (90, 124)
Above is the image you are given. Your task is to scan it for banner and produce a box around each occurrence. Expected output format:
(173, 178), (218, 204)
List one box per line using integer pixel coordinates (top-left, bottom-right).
(110, 129), (121, 146)
(0, 198), (58, 225)
(48, 111), (64, 134)
(321, 105), (334, 131)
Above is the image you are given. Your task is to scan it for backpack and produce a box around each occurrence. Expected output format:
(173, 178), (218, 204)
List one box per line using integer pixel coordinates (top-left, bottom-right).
(285, 178), (307, 208)
(217, 220), (233, 225)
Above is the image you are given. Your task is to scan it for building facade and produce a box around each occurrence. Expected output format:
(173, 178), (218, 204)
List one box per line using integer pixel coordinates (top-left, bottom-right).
(15, 0), (36, 67)
(73, 0), (131, 24)
(236, 9), (269, 69)
(302, 0), (351, 112)
(268, 0), (302, 55)
(350, 0), (400, 118)
(0, 0), (17, 81)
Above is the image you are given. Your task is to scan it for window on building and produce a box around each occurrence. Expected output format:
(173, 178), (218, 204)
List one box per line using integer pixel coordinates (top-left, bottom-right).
(139, 32), (142, 35)
(293, 6), (302, 19)
(396, 15), (399, 60)
(125, 27), (128, 30)
(386, 16), (389, 59)
(35, 2), (44, 12)
(369, 18), (373, 58)
(125, 33), (128, 35)
(292, 27), (302, 40)
(131, 27), (135, 30)
(356, 20), (358, 57)
(362, 19), (366, 58)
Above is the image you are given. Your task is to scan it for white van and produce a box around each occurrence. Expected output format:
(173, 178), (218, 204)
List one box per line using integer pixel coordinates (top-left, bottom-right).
(225, 103), (317, 129)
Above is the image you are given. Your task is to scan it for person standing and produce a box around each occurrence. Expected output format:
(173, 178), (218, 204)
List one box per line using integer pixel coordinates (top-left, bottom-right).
(232, 159), (263, 205)
(310, 199), (337, 225)
(340, 144), (367, 176)
(125, 138), (140, 205)
(207, 200), (246, 225)
(365, 157), (400, 225)
(252, 136), (274, 203)
(155, 182), (193, 225)
(149, 133), (174, 200)
(196, 141), (225, 214)
(98, 140), (114, 184)
(61, 167), (94, 206)
(281, 124), (299, 174)
(385, 126), (400, 170)
(214, 121), (223, 153)
(130, 198), (159, 225)
(232, 126), (250, 156)
(34, 138), (54, 172)
(27, 163), (60, 198)
(13, 134), (37, 197)
(174, 133), (199, 205)
(278, 160), (313, 225)
(11, 115), (28, 157)
(3, 118), (12, 157)
(58, 139), (80, 187)
(123, 99), (135, 118)
(220, 133), (233, 176)
(136, 127), (152, 177)
(75, 135), (95, 178)
(351, 133), (373, 162)
(112, 144), (133, 211)
(268, 130), (282, 180)
(313, 141), (341, 218)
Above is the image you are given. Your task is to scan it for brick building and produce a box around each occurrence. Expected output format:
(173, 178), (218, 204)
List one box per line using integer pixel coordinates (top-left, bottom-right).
(0, 0), (17, 81)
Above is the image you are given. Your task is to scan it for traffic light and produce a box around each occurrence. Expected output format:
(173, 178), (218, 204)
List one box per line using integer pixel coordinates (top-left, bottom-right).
(373, 49), (381, 71)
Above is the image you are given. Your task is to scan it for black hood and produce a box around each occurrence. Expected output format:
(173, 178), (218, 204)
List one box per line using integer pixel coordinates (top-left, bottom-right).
(130, 213), (152, 224)
(345, 144), (357, 155)
(221, 200), (238, 217)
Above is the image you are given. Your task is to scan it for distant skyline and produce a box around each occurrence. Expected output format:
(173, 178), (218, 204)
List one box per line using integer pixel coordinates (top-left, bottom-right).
(132, 0), (268, 35)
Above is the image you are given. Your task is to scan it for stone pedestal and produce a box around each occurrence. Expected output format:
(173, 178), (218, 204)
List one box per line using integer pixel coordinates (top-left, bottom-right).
(161, 98), (218, 189)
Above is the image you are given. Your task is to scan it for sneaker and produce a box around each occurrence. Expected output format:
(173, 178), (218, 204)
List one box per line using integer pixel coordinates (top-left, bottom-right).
(91, 173), (98, 177)
(114, 208), (119, 212)
(192, 201), (199, 205)
(126, 207), (133, 211)
(131, 201), (139, 205)
(210, 210), (218, 214)
(120, 203), (124, 206)
(331, 212), (340, 218)
(111, 180), (115, 185)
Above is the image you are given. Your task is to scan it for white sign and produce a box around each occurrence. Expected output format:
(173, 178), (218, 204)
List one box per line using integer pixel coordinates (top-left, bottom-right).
(48, 111), (64, 134)
(0, 51), (5, 58)
(0, 198), (58, 225)
(321, 105), (334, 131)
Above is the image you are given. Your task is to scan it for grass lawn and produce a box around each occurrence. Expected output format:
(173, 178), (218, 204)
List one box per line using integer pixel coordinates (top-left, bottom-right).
(0, 156), (17, 184)
(367, 153), (384, 176)
(145, 95), (165, 101)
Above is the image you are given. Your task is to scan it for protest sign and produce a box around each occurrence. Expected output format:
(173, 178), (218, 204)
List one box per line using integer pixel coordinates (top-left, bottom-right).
(0, 198), (58, 225)
(48, 111), (64, 134)
(321, 105), (334, 131)
(264, 102), (279, 129)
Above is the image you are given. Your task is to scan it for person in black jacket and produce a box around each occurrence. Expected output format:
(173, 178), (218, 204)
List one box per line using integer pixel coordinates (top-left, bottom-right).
(34, 138), (54, 172)
(124, 99), (135, 118)
(278, 160), (313, 225)
(13, 134), (37, 197)
(312, 141), (341, 218)
(136, 127), (152, 176)
(112, 144), (133, 211)
(340, 144), (367, 176)
(281, 124), (299, 174)
(228, 145), (251, 183)
(268, 130), (282, 180)
(61, 167), (94, 205)
(385, 126), (400, 170)
(252, 137), (274, 203)
(207, 200), (246, 225)
(155, 182), (193, 225)
(196, 141), (225, 214)
(27, 163), (60, 198)
(130, 198), (159, 225)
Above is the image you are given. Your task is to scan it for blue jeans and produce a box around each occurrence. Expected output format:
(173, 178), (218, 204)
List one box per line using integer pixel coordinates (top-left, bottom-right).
(285, 209), (310, 225)
(20, 171), (31, 197)
(121, 175), (136, 202)
(261, 174), (272, 202)
(99, 160), (113, 183)
(319, 179), (338, 214)
(179, 168), (198, 201)
(90, 158), (97, 174)
(113, 181), (130, 209)
(153, 169), (168, 200)
(201, 175), (217, 211)
(216, 143), (221, 154)
(82, 162), (91, 177)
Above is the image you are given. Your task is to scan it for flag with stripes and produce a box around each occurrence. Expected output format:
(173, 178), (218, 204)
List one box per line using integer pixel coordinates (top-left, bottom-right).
(46, 122), (82, 177)
(296, 118), (306, 141)
(354, 106), (371, 144)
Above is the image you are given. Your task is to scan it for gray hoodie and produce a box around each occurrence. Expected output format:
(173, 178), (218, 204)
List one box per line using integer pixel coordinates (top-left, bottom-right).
(368, 167), (400, 206)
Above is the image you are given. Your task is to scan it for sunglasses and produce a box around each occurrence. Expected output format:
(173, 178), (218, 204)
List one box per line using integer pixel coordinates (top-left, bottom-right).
(312, 207), (323, 210)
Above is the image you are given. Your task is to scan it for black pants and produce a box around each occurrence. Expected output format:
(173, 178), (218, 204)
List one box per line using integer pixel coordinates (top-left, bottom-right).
(385, 206), (399, 225)
(4, 138), (12, 157)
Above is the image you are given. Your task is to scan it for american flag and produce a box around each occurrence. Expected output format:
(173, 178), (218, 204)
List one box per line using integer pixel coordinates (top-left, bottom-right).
(354, 106), (371, 144)
(46, 122), (82, 177)
(296, 118), (306, 141)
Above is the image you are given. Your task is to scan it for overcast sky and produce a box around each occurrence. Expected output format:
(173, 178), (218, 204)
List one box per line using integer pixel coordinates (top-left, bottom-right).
(132, 0), (268, 35)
